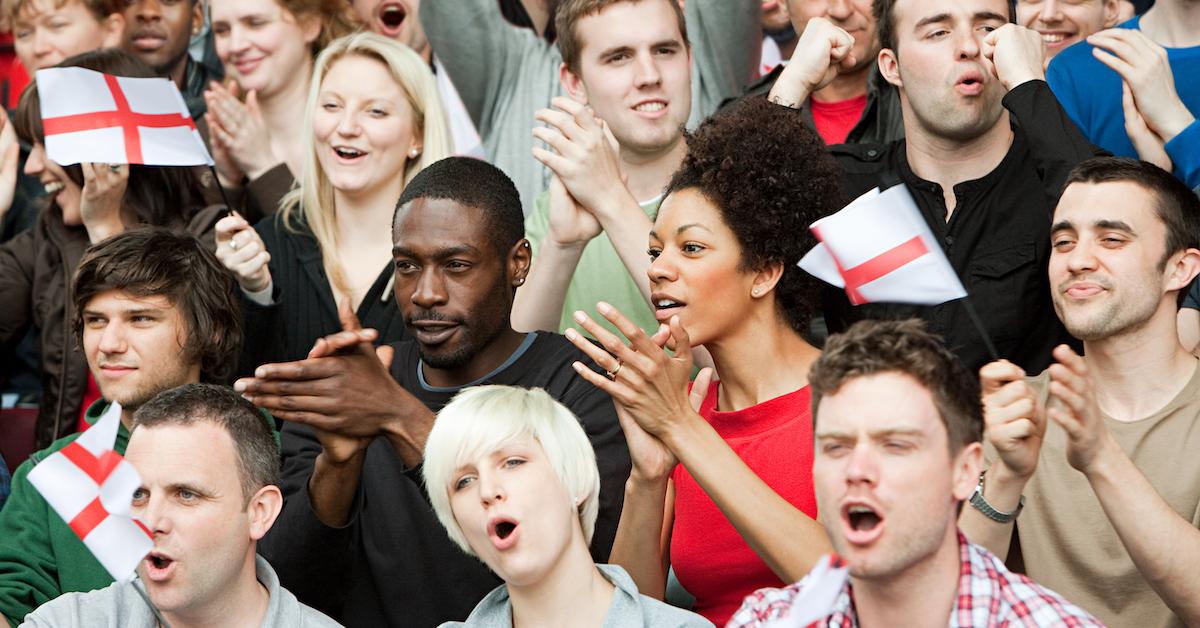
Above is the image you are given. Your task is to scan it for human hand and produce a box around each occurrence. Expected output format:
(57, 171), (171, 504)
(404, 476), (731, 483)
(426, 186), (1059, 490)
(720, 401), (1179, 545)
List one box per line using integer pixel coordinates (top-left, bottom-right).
(532, 97), (630, 221)
(79, 162), (129, 243)
(544, 173), (602, 248)
(214, 212), (273, 293)
(564, 302), (704, 446)
(1122, 82), (1174, 172)
(980, 359), (1046, 480)
(1089, 29), (1195, 142)
(982, 24), (1046, 91)
(235, 304), (417, 465)
(1046, 344), (1118, 475)
(769, 17), (856, 108)
(204, 81), (277, 180)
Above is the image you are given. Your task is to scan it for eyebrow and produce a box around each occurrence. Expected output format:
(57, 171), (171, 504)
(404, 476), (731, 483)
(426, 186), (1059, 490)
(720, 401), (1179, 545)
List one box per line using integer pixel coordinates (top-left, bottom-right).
(392, 244), (480, 258)
(647, 223), (713, 240)
(815, 427), (926, 440)
(1051, 219), (1136, 234)
(597, 39), (682, 59)
(914, 11), (1008, 30)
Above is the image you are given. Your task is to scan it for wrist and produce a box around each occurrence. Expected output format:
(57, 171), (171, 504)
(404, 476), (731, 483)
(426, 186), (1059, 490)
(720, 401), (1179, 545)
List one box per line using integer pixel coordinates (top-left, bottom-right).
(1156, 107), (1195, 143)
(84, 216), (125, 243)
(1004, 71), (1043, 92)
(1081, 432), (1123, 482)
(544, 235), (590, 254)
(768, 65), (814, 109)
(657, 410), (705, 456)
(627, 469), (670, 488)
(983, 463), (1030, 511)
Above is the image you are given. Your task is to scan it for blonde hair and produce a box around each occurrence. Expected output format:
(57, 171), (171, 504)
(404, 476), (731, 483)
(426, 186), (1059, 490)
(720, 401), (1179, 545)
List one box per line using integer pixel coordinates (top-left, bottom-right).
(278, 32), (453, 297)
(423, 386), (602, 557)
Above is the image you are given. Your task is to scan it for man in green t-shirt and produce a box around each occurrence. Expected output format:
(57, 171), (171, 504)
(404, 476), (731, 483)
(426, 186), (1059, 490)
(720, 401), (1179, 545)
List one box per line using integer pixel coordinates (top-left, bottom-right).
(513, 0), (693, 339)
(0, 229), (241, 627)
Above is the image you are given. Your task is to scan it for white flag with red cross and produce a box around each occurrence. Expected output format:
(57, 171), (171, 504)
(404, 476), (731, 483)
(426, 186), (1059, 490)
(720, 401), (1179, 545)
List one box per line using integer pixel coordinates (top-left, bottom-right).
(35, 67), (213, 167)
(27, 402), (153, 582)
(799, 184), (967, 306)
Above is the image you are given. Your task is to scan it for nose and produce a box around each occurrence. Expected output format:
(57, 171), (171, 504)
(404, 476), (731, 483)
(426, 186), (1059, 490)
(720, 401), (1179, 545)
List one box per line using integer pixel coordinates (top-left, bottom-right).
(827, 0), (853, 21)
(335, 109), (362, 138)
(410, 268), (448, 309)
(956, 26), (983, 60)
(226, 24), (251, 56)
(133, 492), (173, 537)
(1038, 0), (1064, 23)
(647, 249), (678, 287)
(31, 29), (51, 58)
(477, 469), (505, 506)
(633, 50), (663, 89)
(24, 144), (45, 177)
(134, 0), (162, 21)
(844, 443), (880, 487)
(1065, 238), (1098, 274)
(96, 321), (128, 356)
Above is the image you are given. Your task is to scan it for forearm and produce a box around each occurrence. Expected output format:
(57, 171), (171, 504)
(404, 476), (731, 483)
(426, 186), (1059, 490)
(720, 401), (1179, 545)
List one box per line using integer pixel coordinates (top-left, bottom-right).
(594, 197), (654, 304)
(666, 417), (831, 582)
(383, 407), (435, 470)
(1086, 439), (1200, 624)
(308, 451), (367, 528)
(957, 464), (1026, 557)
(511, 240), (586, 332)
(609, 477), (671, 599)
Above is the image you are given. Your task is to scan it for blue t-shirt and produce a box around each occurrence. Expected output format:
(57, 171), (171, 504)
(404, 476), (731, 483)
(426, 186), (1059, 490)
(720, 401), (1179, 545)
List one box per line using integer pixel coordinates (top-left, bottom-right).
(1047, 16), (1200, 188)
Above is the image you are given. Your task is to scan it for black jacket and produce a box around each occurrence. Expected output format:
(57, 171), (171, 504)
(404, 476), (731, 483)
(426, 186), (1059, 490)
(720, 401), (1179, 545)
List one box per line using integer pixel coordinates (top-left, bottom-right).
(823, 80), (1105, 373)
(258, 332), (631, 628)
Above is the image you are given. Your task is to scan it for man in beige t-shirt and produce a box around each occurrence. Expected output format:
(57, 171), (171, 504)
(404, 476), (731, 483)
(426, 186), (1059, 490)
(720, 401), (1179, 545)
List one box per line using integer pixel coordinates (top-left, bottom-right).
(960, 156), (1200, 628)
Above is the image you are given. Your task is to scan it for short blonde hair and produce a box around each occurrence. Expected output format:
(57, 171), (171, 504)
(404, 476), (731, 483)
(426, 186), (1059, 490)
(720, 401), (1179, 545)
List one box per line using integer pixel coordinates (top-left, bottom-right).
(423, 386), (601, 557)
(278, 31), (453, 297)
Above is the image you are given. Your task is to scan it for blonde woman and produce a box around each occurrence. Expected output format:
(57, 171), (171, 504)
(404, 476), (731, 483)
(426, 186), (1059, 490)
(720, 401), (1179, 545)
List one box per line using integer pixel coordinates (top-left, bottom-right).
(424, 385), (712, 628)
(216, 32), (453, 374)
(204, 0), (359, 217)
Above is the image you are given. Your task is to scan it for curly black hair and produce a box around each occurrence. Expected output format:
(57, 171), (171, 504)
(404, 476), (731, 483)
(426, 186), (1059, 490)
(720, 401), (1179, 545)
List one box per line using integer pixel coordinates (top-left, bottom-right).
(664, 96), (846, 335)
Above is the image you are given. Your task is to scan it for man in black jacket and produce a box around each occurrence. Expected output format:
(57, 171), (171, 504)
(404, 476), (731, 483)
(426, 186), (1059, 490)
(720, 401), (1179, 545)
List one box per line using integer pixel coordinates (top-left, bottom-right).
(771, 0), (1105, 373)
(236, 157), (631, 628)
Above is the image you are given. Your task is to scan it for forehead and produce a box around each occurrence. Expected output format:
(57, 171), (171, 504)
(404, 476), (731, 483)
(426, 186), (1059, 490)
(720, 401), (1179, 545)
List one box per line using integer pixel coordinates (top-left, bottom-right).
(456, 434), (542, 469)
(893, 0), (1010, 27)
(653, 187), (726, 237)
(816, 372), (946, 440)
(1053, 180), (1161, 229)
(16, 0), (90, 21)
(575, 0), (684, 55)
(83, 290), (179, 315)
(322, 54), (400, 95)
(394, 197), (491, 251)
(210, 0), (284, 19)
(126, 423), (240, 487)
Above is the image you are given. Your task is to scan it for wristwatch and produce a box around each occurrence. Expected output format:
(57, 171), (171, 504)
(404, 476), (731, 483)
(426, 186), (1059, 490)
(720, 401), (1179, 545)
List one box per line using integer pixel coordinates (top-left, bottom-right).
(969, 471), (1024, 523)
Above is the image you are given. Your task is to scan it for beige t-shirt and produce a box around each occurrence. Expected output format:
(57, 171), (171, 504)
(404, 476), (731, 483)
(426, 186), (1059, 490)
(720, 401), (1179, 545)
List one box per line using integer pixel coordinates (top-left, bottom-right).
(1012, 363), (1200, 628)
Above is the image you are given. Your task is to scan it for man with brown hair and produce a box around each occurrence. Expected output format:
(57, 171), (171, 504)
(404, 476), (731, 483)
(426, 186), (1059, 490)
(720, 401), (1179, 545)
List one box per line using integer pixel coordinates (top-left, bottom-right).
(0, 228), (241, 627)
(421, 0), (759, 216)
(729, 319), (1099, 627)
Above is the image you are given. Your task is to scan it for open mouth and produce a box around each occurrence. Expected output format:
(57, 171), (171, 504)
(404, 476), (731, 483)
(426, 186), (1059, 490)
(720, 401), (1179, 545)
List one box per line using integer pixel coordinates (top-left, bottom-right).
(333, 146), (367, 160)
(846, 505), (881, 532)
(653, 296), (686, 321)
(633, 100), (667, 114)
(495, 521), (516, 539)
(842, 502), (885, 546)
(378, 3), (407, 36)
(1040, 32), (1069, 45)
(43, 181), (64, 195)
(488, 517), (520, 550)
(144, 551), (176, 581)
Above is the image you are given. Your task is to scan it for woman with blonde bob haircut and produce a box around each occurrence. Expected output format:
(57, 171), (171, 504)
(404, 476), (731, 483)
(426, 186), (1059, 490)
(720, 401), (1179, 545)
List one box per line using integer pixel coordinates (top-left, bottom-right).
(424, 385), (712, 628)
(217, 32), (454, 372)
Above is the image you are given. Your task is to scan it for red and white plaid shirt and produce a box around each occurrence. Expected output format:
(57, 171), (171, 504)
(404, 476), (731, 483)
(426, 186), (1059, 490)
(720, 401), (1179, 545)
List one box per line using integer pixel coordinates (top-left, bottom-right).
(727, 531), (1103, 628)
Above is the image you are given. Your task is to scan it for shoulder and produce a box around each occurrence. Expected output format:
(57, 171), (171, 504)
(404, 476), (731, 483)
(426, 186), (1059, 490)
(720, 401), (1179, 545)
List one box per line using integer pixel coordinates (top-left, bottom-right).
(21, 581), (139, 626)
(967, 542), (1102, 626)
(599, 564), (715, 627)
(829, 142), (897, 196)
(725, 578), (811, 627)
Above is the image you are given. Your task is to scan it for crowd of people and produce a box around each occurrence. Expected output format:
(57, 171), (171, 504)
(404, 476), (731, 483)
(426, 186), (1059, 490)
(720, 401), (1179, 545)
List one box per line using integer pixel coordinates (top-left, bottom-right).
(0, 0), (1196, 626)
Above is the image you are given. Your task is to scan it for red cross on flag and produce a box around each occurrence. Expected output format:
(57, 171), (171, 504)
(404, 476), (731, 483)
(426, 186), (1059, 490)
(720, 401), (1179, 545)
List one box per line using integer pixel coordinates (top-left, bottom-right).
(27, 402), (153, 582)
(35, 67), (214, 167)
(800, 184), (967, 306)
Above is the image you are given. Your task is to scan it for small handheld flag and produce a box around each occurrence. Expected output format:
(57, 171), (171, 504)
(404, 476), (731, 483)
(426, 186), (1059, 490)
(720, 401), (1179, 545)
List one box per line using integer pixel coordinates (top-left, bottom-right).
(35, 67), (213, 167)
(764, 554), (850, 628)
(27, 402), (153, 582)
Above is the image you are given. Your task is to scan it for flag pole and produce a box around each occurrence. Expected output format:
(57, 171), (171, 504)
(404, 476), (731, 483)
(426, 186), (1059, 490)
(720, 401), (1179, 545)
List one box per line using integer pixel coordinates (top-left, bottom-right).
(208, 165), (237, 218)
(960, 297), (1000, 362)
(133, 578), (172, 627)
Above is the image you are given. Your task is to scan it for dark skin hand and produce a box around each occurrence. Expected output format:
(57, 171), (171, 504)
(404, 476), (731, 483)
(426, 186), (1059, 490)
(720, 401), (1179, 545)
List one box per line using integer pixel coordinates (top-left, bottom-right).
(235, 302), (435, 526)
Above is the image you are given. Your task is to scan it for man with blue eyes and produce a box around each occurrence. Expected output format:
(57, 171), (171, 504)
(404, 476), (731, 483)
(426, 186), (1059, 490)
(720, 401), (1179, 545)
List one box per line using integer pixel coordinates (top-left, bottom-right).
(962, 157), (1200, 627)
(773, 0), (1104, 374)
(729, 319), (1099, 627)
(239, 157), (630, 628)
(0, 229), (242, 627)
(20, 384), (336, 627)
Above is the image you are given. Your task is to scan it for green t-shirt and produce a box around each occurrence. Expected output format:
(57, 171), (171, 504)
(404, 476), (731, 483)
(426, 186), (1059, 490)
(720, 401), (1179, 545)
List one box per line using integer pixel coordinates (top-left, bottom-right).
(525, 191), (661, 339)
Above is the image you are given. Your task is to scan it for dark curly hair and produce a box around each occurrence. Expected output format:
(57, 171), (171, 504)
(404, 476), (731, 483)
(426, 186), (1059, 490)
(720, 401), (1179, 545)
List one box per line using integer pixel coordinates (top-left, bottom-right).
(664, 96), (846, 335)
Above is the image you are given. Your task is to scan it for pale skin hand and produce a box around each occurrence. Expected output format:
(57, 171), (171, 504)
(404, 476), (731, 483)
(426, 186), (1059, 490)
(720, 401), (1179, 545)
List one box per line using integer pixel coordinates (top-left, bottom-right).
(79, 162), (129, 243)
(204, 81), (278, 182)
(0, 108), (19, 221)
(981, 24), (1047, 91)
(214, 212), (273, 293)
(1089, 29), (1196, 143)
(1045, 345), (1119, 474)
(767, 16), (856, 109)
(531, 97), (629, 225)
(565, 302), (831, 584)
(1122, 82), (1174, 172)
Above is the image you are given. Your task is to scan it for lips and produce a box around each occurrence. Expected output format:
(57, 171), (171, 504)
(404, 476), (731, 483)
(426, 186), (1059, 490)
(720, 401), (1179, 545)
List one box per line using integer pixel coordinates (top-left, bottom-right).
(99, 364), (137, 378)
(377, 2), (407, 37)
(144, 551), (176, 582)
(1064, 282), (1105, 298)
(651, 293), (686, 322)
(632, 99), (669, 118)
(233, 56), (264, 76)
(954, 70), (986, 96)
(410, 320), (460, 345)
(841, 501), (885, 546)
(1039, 31), (1073, 47)
(333, 145), (369, 163)
(487, 516), (520, 551)
(130, 31), (168, 52)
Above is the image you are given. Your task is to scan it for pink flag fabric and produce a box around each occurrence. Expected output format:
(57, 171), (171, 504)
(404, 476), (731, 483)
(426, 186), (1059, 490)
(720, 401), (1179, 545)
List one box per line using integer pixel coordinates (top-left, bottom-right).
(799, 185), (967, 306)
(27, 402), (153, 582)
(35, 67), (214, 167)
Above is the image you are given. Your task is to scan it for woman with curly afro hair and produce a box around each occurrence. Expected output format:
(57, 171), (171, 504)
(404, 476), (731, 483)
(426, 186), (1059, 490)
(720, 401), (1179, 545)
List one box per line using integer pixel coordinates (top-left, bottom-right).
(565, 95), (847, 625)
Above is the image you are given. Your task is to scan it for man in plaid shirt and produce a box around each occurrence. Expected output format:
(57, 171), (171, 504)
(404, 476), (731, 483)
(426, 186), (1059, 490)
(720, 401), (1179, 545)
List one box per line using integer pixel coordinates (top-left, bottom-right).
(729, 320), (1100, 627)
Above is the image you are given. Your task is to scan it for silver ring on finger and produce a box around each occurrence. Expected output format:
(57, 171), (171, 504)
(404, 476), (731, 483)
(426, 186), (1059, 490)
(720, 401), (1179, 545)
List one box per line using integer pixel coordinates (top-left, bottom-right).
(229, 237), (239, 250)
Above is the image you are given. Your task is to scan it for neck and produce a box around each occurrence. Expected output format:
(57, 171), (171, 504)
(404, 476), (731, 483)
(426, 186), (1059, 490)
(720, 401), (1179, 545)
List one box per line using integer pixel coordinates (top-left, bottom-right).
(620, 137), (686, 202)
(509, 540), (614, 628)
(422, 329), (528, 388)
(904, 112), (1013, 215)
(704, 305), (821, 411)
(162, 552), (268, 628)
(332, 178), (405, 247)
(1080, 306), (1198, 421)
(813, 64), (871, 103)
(1140, 2), (1200, 48)
(853, 525), (961, 628)
(168, 56), (189, 90)
(258, 61), (313, 171)
(522, 0), (552, 37)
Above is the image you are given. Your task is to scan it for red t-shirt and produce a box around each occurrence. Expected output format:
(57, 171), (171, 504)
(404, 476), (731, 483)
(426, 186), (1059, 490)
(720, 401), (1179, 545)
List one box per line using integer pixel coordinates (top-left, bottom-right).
(811, 94), (867, 146)
(669, 381), (818, 626)
(75, 372), (102, 433)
